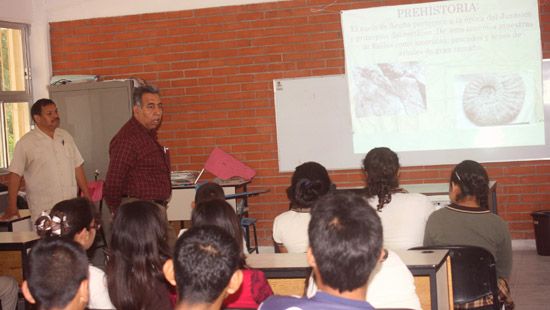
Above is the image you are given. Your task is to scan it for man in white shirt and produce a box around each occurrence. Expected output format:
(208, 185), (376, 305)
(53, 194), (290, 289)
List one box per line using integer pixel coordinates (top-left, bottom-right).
(0, 99), (90, 223)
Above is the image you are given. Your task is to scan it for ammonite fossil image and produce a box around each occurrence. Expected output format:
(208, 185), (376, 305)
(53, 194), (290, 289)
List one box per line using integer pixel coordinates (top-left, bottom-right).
(352, 61), (426, 117)
(462, 74), (525, 126)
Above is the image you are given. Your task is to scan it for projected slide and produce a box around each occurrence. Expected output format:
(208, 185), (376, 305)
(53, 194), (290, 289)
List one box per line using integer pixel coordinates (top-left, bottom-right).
(341, 0), (543, 154)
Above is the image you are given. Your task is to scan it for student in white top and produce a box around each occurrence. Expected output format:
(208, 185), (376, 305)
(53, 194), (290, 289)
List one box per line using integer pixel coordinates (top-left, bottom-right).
(272, 162), (333, 253)
(35, 198), (115, 310)
(363, 147), (435, 250)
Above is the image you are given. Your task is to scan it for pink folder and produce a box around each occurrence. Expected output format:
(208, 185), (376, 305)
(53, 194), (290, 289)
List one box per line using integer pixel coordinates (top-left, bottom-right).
(204, 147), (256, 180)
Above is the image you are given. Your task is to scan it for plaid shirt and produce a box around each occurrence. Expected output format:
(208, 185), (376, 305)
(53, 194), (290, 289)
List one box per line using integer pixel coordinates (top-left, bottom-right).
(105, 117), (171, 212)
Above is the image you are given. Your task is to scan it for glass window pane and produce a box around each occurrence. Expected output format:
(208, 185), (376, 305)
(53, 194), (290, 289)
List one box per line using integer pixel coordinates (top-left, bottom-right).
(3, 102), (30, 165)
(0, 28), (26, 92)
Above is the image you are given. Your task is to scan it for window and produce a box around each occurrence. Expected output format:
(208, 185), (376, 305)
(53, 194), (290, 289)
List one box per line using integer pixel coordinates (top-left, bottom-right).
(0, 21), (32, 170)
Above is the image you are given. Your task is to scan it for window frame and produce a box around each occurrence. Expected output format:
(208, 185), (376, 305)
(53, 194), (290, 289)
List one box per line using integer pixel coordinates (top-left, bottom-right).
(0, 20), (33, 172)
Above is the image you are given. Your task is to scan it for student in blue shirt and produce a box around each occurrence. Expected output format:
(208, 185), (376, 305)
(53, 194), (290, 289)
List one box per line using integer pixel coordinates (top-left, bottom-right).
(260, 191), (384, 310)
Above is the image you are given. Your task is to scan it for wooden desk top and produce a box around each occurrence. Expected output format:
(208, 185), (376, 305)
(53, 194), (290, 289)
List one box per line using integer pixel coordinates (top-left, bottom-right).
(0, 231), (39, 245)
(0, 209), (31, 222)
(247, 253), (309, 269)
(247, 249), (448, 274)
(394, 249), (448, 271)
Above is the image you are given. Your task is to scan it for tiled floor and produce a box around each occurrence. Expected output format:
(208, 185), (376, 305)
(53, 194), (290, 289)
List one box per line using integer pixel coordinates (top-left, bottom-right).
(509, 250), (550, 310)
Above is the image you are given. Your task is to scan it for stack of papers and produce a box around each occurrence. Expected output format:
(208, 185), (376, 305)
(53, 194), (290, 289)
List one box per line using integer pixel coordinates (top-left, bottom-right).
(171, 171), (199, 186)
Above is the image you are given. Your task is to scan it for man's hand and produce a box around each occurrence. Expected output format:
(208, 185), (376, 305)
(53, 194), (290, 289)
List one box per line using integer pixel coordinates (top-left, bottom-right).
(0, 206), (21, 221)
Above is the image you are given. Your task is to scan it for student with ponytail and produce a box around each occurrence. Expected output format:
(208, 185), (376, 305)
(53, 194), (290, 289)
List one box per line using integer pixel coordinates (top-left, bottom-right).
(424, 160), (514, 309)
(35, 198), (114, 310)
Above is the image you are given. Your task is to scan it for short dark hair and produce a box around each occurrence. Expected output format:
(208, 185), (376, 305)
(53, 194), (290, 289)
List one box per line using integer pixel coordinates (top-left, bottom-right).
(31, 99), (55, 119)
(35, 198), (97, 240)
(174, 226), (240, 305)
(286, 162), (333, 210)
(25, 237), (89, 310)
(194, 182), (225, 205)
(191, 199), (246, 268)
(362, 147), (400, 211)
(450, 160), (490, 209)
(133, 84), (159, 107)
(309, 191), (383, 293)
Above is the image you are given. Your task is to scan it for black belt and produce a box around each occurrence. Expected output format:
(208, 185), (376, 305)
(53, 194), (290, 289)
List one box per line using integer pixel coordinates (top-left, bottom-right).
(123, 196), (168, 207)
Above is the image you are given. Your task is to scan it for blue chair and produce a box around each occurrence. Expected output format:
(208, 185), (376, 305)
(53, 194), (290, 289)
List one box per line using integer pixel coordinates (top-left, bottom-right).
(225, 189), (270, 254)
(237, 198), (258, 254)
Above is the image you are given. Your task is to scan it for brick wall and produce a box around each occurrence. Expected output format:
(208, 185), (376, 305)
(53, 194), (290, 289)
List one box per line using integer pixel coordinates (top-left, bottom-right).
(49, 0), (550, 245)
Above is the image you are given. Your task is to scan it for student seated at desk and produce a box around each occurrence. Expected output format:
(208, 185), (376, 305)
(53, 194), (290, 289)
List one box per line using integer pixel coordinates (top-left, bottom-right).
(424, 160), (514, 310)
(163, 226), (243, 310)
(106, 201), (174, 310)
(273, 162), (333, 253)
(192, 199), (273, 308)
(35, 198), (114, 310)
(22, 238), (90, 310)
(260, 191), (384, 310)
(363, 147), (435, 250)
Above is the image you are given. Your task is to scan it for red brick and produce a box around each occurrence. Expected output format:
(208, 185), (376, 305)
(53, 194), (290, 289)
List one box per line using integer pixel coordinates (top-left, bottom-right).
(101, 41), (128, 50)
(521, 194), (550, 203)
(130, 39), (156, 49)
(502, 185), (536, 194)
(117, 65), (144, 74)
(50, 28), (74, 39)
(64, 53), (89, 61)
(141, 29), (167, 38)
(77, 60), (103, 69)
(216, 136), (243, 145)
(129, 55), (156, 64)
(104, 58), (129, 67)
(52, 62), (77, 70)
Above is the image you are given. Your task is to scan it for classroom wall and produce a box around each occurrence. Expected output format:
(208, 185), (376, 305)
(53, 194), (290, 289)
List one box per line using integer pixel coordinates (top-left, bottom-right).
(47, 0), (550, 245)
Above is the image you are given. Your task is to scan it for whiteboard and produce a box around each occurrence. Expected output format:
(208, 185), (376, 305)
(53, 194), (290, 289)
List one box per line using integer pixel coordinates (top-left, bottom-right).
(274, 75), (364, 172)
(274, 74), (550, 173)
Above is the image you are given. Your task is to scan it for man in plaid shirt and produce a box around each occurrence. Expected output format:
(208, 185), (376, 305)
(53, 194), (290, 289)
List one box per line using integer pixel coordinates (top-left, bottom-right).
(105, 84), (176, 246)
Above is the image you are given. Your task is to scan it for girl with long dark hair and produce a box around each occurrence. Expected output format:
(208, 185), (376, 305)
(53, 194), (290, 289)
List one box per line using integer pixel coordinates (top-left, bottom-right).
(363, 147), (434, 249)
(105, 201), (174, 310)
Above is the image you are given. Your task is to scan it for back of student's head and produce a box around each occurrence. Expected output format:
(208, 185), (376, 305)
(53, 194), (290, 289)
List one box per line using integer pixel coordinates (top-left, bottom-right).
(25, 237), (89, 310)
(35, 198), (96, 240)
(191, 199), (246, 268)
(309, 191), (383, 293)
(450, 160), (490, 209)
(286, 161), (333, 210)
(194, 182), (225, 205)
(174, 225), (240, 305)
(107, 200), (171, 310)
(362, 147), (400, 211)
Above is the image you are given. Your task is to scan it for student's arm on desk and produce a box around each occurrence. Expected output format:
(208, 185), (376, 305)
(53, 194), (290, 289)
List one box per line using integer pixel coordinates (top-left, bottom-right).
(0, 173), (22, 221)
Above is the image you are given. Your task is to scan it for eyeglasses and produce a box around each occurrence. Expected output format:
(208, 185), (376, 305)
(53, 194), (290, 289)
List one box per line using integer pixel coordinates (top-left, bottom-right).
(88, 224), (101, 230)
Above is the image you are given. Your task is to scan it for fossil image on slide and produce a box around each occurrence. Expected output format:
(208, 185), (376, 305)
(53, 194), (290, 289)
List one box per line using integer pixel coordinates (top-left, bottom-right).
(352, 61), (426, 117)
(461, 73), (525, 126)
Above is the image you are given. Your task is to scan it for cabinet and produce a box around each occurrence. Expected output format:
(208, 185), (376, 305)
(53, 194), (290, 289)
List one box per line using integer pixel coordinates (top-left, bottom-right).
(48, 81), (134, 182)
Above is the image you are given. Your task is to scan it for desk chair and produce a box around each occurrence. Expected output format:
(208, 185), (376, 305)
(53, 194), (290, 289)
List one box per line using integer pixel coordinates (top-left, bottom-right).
(237, 199), (258, 254)
(225, 189), (270, 254)
(410, 245), (499, 310)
